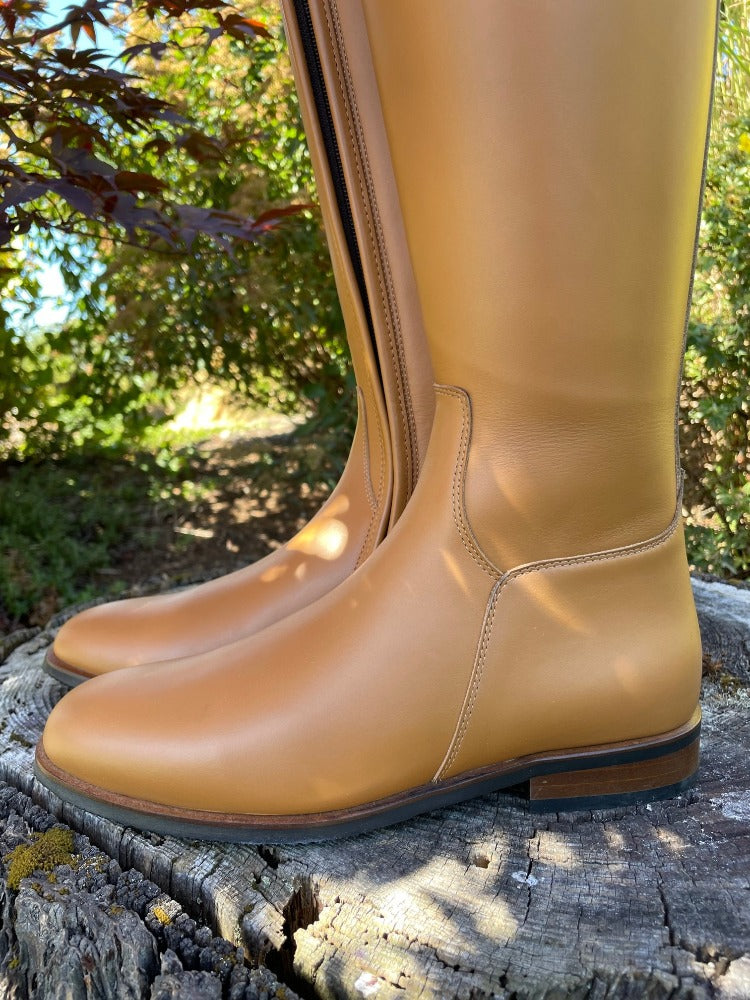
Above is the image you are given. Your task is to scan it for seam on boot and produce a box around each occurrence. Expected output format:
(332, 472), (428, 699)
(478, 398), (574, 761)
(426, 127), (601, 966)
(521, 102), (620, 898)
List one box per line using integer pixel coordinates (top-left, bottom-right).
(354, 380), (386, 568)
(322, 0), (420, 489)
(357, 387), (378, 514)
(433, 481), (686, 784)
(435, 385), (500, 579)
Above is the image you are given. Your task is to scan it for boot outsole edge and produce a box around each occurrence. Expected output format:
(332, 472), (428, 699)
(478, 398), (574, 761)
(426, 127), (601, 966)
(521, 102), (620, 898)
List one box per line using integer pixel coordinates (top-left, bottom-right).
(33, 710), (701, 844)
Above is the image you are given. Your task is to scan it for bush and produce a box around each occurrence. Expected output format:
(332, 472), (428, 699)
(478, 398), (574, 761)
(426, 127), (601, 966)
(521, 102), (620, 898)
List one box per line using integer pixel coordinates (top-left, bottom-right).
(682, 116), (750, 578)
(1, 2), (352, 463)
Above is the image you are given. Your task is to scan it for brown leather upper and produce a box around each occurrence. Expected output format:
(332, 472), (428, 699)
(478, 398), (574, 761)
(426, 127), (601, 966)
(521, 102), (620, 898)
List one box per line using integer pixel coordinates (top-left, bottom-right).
(41, 0), (716, 818)
(363, 0), (716, 569)
(41, 394), (703, 815)
(305, 0), (434, 517)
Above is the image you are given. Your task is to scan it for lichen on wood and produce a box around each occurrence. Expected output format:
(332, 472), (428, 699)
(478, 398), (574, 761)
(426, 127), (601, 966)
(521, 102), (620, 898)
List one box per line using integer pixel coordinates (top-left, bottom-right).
(0, 785), (298, 999)
(4, 827), (76, 891)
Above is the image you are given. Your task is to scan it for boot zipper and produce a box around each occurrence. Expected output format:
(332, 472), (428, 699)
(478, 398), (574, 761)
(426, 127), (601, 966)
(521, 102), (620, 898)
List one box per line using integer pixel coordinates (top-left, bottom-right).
(291, 0), (372, 325)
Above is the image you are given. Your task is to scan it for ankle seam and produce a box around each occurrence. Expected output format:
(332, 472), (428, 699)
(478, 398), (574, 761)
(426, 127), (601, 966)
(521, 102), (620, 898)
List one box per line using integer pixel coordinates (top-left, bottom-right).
(434, 493), (685, 783)
(436, 384), (499, 579)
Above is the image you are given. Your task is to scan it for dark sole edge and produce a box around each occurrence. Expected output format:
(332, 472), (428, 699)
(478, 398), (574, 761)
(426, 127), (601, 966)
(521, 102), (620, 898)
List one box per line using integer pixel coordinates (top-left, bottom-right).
(42, 653), (89, 689)
(33, 718), (701, 844)
(33, 758), (524, 844)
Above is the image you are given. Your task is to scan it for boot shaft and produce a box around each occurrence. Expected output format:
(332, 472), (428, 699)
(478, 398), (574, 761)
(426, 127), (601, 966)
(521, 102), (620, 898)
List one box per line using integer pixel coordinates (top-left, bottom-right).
(282, 0), (434, 526)
(362, 0), (718, 567)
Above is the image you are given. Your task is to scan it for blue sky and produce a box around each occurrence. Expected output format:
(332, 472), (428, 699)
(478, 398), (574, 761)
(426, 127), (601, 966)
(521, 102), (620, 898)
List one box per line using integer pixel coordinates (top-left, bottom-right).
(45, 0), (120, 53)
(15, 0), (120, 332)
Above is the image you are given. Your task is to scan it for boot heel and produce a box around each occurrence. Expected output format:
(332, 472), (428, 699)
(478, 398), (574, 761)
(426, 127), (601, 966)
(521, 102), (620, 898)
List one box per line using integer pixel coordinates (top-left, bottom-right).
(526, 718), (701, 813)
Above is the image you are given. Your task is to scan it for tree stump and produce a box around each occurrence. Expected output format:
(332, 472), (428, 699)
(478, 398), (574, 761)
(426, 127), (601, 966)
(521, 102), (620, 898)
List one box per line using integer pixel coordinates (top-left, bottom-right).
(0, 577), (748, 999)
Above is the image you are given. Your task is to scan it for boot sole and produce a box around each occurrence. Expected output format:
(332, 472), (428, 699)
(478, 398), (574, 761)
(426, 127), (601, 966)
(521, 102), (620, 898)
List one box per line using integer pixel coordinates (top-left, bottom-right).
(43, 648), (92, 688)
(33, 708), (700, 843)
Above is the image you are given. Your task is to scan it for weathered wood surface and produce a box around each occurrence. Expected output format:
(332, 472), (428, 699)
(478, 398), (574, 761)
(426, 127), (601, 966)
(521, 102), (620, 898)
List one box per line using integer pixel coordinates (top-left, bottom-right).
(0, 576), (748, 999)
(694, 577), (750, 683)
(0, 784), (294, 999)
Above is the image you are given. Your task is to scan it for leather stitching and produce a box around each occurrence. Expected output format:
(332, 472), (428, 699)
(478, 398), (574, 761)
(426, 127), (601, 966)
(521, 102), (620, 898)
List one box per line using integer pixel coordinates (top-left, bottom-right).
(318, 121), (386, 570)
(435, 385), (499, 579)
(330, 0), (421, 482)
(324, 190), (385, 570)
(330, 183), (385, 569)
(368, 370), (387, 521)
(434, 476), (686, 783)
(435, 576), (503, 781)
(504, 489), (683, 581)
(357, 386), (377, 514)
(323, 0), (419, 491)
(355, 377), (386, 569)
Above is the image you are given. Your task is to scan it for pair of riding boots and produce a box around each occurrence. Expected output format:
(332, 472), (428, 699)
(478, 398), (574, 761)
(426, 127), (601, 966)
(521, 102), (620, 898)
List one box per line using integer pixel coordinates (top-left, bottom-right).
(36, 0), (718, 843)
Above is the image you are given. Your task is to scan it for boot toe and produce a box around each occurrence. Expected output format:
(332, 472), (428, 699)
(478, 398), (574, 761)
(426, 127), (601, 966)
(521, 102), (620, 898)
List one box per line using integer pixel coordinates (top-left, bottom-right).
(38, 663), (183, 809)
(52, 597), (160, 678)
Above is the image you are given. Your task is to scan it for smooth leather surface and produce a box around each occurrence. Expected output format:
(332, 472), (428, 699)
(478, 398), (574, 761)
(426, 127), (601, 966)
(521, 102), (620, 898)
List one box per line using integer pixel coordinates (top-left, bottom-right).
(363, 0), (716, 570)
(42, 393), (703, 814)
(42, 392), (493, 812)
(55, 394), (383, 675)
(307, 0), (434, 518)
(51, 0), (434, 678)
(439, 517), (702, 781)
(41, 0), (715, 819)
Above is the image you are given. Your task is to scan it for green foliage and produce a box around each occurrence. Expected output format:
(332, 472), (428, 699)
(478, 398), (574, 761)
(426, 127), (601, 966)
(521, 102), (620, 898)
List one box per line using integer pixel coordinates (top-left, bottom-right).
(95, 5), (350, 422)
(0, 449), (168, 625)
(0, 415), (347, 630)
(718, 1), (750, 112)
(0, 0), (748, 616)
(683, 113), (750, 577)
(0, 0), (284, 247)
(0, 266), (172, 460)
(2, 2), (351, 460)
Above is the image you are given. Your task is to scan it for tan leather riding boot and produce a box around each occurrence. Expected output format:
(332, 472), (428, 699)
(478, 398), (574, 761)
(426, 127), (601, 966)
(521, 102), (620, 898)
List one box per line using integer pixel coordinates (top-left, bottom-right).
(37, 0), (717, 841)
(44, 0), (433, 687)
